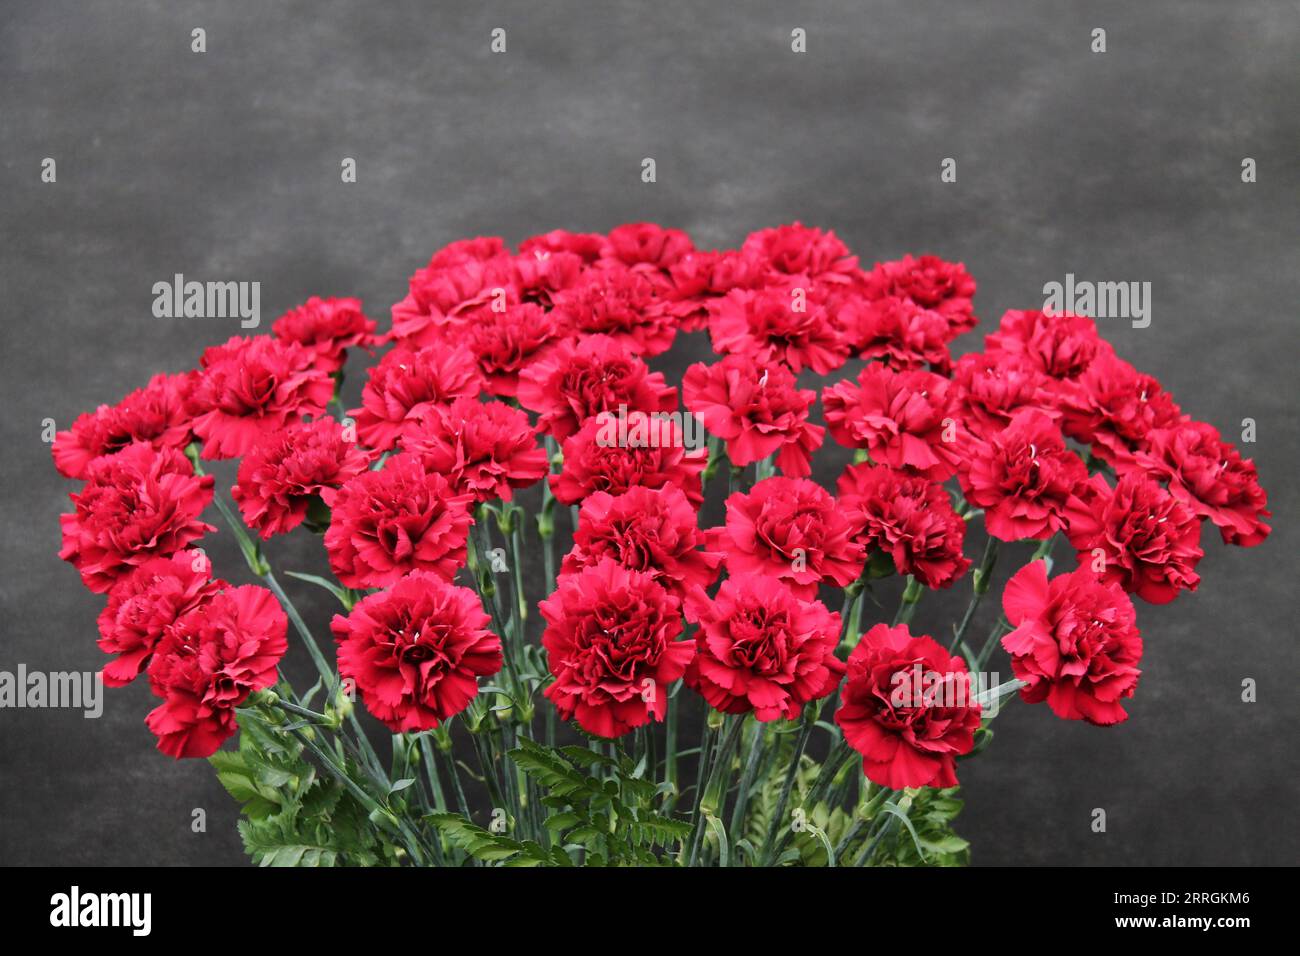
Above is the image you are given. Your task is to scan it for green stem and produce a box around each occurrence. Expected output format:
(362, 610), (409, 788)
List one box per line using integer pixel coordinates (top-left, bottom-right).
(761, 714), (814, 865)
(949, 536), (998, 654)
(892, 576), (924, 626)
(728, 719), (767, 850)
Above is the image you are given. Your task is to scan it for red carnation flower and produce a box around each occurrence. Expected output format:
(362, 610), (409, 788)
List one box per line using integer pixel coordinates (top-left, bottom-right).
(664, 249), (763, 331)
(450, 302), (565, 398)
(603, 222), (694, 271)
(562, 485), (721, 604)
(984, 309), (1112, 381)
(1133, 420), (1271, 547)
(959, 408), (1088, 541)
(1000, 561), (1142, 725)
(518, 228), (607, 264)
(97, 550), (229, 687)
(145, 584), (288, 758)
(401, 396), (548, 503)
(390, 242), (516, 347)
(540, 559), (694, 738)
(331, 571), (503, 733)
(821, 363), (963, 480)
(687, 575), (845, 721)
(231, 418), (372, 539)
(271, 296), (378, 372)
(550, 412), (707, 506)
(837, 462), (971, 589)
(860, 254), (977, 336)
(511, 248), (584, 306)
(52, 372), (194, 479)
(517, 334), (677, 441)
(706, 476), (866, 599)
(846, 295), (954, 371)
(189, 336), (334, 460)
(324, 454), (474, 589)
(708, 283), (849, 374)
(1057, 352), (1183, 468)
(742, 222), (858, 282)
(682, 353), (824, 477)
(950, 351), (1058, 442)
(835, 623), (981, 789)
(1062, 472), (1203, 604)
(550, 267), (678, 356)
(349, 344), (482, 452)
(59, 443), (215, 593)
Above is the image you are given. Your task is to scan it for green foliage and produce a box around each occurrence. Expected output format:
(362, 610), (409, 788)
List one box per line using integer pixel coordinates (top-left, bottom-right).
(211, 708), (382, 867)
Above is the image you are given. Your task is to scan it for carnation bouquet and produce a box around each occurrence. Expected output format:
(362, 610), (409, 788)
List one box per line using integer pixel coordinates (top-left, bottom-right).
(54, 223), (1271, 867)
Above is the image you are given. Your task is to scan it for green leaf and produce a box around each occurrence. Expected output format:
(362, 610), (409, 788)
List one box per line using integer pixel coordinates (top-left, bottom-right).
(284, 571), (357, 610)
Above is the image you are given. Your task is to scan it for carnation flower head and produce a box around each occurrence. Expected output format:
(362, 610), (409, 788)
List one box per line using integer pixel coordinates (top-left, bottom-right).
(1000, 561), (1142, 725)
(550, 412), (707, 506)
(984, 309), (1112, 382)
(231, 418), (372, 539)
(550, 266), (677, 356)
(401, 396), (548, 504)
(742, 222), (857, 282)
(836, 623), (981, 789)
(706, 476), (866, 599)
(860, 254), (977, 336)
(331, 571), (503, 733)
(541, 559), (694, 738)
(821, 363), (963, 480)
(349, 344), (482, 451)
(682, 353), (824, 477)
(950, 350), (1058, 441)
(189, 335), (334, 460)
(52, 372), (194, 480)
(59, 442), (215, 593)
(708, 282), (849, 374)
(687, 575), (845, 721)
(837, 462), (971, 589)
(390, 239), (516, 347)
(271, 296), (378, 372)
(97, 550), (229, 687)
(1056, 352), (1182, 469)
(517, 334), (677, 441)
(324, 453), (474, 589)
(145, 584), (287, 758)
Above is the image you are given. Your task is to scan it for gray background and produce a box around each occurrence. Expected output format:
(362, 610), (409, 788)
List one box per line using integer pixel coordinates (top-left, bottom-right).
(1, 0), (1296, 866)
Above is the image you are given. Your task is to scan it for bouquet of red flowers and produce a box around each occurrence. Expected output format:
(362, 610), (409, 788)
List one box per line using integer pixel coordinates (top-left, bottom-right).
(54, 223), (1270, 866)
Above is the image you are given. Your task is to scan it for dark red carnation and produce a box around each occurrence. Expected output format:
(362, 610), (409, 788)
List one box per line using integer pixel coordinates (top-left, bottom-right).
(401, 396), (548, 503)
(97, 550), (229, 687)
(53, 372), (194, 480)
(950, 350), (1058, 442)
(837, 462), (971, 589)
(984, 309), (1112, 381)
(860, 254), (977, 336)
(517, 334), (677, 441)
(550, 412), (707, 506)
(449, 302), (565, 398)
(349, 344), (482, 451)
(550, 267), (677, 356)
(518, 228), (607, 264)
(1133, 420), (1270, 547)
(687, 575), (844, 721)
(389, 239), (516, 347)
(845, 295), (954, 370)
(706, 476), (866, 599)
(510, 248), (585, 306)
(602, 222), (694, 271)
(835, 623), (981, 789)
(331, 571), (503, 733)
(708, 282), (849, 374)
(1063, 471), (1203, 604)
(664, 248), (769, 331)
(742, 222), (858, 282)
(562, 485), (721, 604)
(682, 353), (823, 477)
(959, 408), (1088, 541)
(1000, 561), (1142, 725)
(271, 296), (378, 372)
(821, 363), (963, 480)
(59, 443), (215, 593)
(189, 336), (334, 460)
(145, 584), (287, 758)
(231, 418), (372, 539)
(324, 454), (474, 589)
(540, 560), (694, 737)
(1057, 352), (1183, 468)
